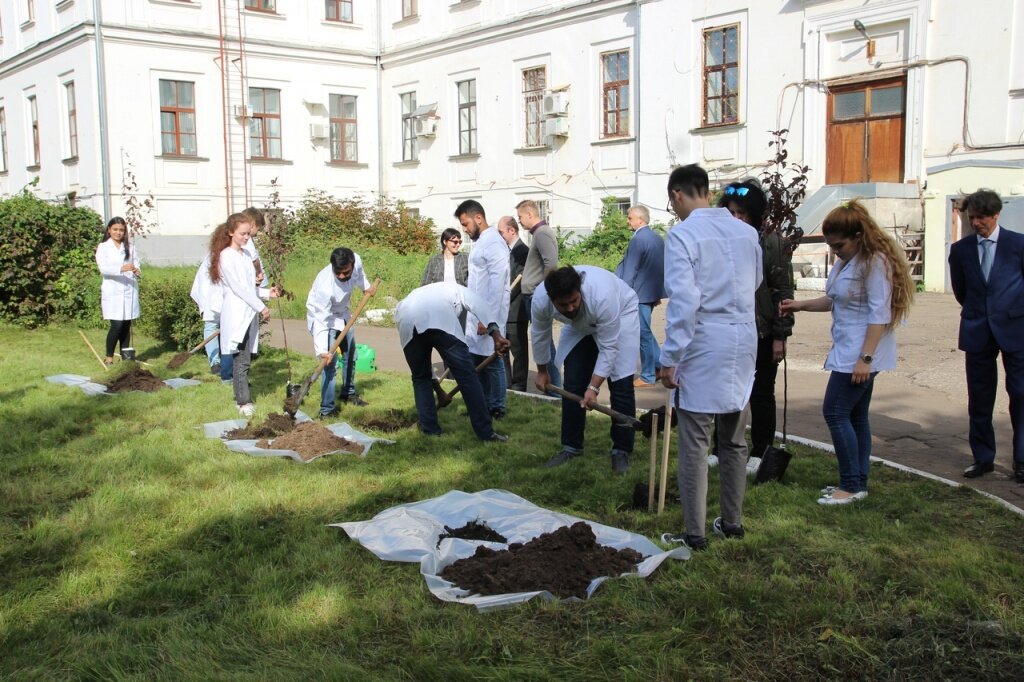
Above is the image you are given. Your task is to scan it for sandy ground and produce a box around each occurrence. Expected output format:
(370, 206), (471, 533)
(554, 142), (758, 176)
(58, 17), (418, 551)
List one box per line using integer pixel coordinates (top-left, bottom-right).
(266, 291), (1023, 509)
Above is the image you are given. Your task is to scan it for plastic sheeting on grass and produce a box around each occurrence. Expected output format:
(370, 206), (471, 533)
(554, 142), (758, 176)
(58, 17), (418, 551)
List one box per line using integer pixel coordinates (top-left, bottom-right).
(203, 413), (394, 462)
(47, 373), (201, 396)
(334, 488), (689, 611)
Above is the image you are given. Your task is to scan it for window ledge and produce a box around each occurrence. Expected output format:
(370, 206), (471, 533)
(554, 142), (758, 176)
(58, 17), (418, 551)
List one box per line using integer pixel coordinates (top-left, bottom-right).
(591, 136), (634, 147)
(243, 9), (285, 20)
(21, 20), (36, 31)
(326, 161), (368, 169)
(514, 145), (552, 154)
(62, 156), (79, 165)
(450, 0), (481, 10)
(0, 171), (8, 176)
(322, 20), (361, 30)
(157, 154), (209, 162)
(449, 153), (481, 161)
(393, 160), (420, 167)
(56, 0), (75, 11)
(393, 15), (420, 28)
(689, 122), (745, 135)
(249, 157), (293, 165)
(26, 164), (41, 172)
(149, 0), (200, 8)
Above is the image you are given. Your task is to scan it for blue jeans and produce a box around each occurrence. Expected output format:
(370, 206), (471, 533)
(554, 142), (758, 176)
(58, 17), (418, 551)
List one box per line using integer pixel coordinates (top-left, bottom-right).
(822, 371), (877, 493)
(561, 335), (635, 455)
(473, 351), (507, 413)
(203, 320), (221, 367)
(403, 329), (494, 439)
(638, 303), (660, 383)
(320, 328), (356, 415)
(522, 293), (561, 389)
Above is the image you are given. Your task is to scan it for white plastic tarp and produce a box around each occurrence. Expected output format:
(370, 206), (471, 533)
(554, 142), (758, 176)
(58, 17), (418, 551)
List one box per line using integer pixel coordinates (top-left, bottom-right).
(47, 373), (201, 396)
(203, 414), (393, 462)
(334, 489), (689, 611)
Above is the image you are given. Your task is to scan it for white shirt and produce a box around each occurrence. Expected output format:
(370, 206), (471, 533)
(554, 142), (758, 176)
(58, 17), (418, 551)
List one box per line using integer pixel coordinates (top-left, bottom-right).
(531, 265), (640, 381)
(660, 207), (762, 413)
(219, 247), (270, 354)
(96, 239), (141, 321)
(305, 255), (372, 356)
(465, 226), (511, 355)
(396, 282), (499, 348)
(824, 252), (896, 373)
(443, 255), (456, 283)
(190, 254), (223, 321)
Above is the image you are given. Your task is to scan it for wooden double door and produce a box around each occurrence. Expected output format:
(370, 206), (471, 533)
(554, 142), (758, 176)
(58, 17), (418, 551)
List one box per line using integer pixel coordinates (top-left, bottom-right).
(826, 78), (906, 184)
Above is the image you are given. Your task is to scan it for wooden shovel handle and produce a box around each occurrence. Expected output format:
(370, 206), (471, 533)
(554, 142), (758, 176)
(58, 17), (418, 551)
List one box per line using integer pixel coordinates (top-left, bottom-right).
(79, 330), (108, 371)
(189, 329), (221, 354)
(441, 351), (501, 402)
(309, 278), (382, 384)
(546, 385), (641, 428)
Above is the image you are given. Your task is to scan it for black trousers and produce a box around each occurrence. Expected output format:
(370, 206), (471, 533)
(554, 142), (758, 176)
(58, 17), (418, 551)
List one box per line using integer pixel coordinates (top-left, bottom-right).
(105, 320), (133, 357)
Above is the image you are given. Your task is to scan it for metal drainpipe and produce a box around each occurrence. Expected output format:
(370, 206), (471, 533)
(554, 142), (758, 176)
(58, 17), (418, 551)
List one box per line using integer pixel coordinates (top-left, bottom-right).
(376, 0), (384, 206)
(633, 0), (641, 205)
(91, 0), (112, 220)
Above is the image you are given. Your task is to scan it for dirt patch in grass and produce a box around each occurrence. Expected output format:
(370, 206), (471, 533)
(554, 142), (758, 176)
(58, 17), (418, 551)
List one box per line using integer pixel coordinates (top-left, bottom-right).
(225, 413), (297, 440)
(354, 409), (417, 433)
(104, 368), (167, 393)
(257, 421), (363, 461)
(439, 521), (642, 599)
(437, 520), (507, 548)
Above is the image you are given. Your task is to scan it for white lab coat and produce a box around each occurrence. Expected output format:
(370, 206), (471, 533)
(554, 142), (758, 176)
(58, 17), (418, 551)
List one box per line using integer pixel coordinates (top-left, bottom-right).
(660, 207), (762, 413)
(397, 282), (499, 348)
(190, 255), (223, 322)
(531, 265), (640, 381)
(96, 239), (140, 321)
(465, 226), (510, 355)
(218, 247), (270, 355)
(305, 256), (371, 356)
(242, 241), (265, 284)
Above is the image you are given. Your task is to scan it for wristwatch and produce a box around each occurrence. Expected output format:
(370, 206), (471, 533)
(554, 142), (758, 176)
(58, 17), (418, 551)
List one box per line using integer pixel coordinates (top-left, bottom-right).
(860, 354), (873, 364)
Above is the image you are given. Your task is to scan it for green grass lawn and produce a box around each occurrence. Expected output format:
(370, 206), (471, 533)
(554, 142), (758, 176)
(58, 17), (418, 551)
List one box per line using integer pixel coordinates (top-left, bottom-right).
(2, 324), (1023, 679)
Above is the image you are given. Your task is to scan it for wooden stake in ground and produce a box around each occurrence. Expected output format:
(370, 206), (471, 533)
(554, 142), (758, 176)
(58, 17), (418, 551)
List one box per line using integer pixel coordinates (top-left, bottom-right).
(79, 330), (108, 371)
(167, 329), (219, 370)
(658, 390), (673, 515)
(647, 412), (659, 513)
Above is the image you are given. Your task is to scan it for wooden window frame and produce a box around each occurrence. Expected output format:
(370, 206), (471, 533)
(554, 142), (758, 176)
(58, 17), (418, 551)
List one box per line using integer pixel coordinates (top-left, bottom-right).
(522, 66), (546, 148)
(401, 91), (417, 162)
(329, 94), (358, 162)
(244, 0), (276, 14)
(701, 23), (740, 127)
(159, 79), (197, 157)
(65, 81), (78, 159)
(325, 0), (353, 23)
(457, 78), (477, 155)
(402, 0), (416, 19)
(600, 50), (629, 139)
(249, 87), (282, 160)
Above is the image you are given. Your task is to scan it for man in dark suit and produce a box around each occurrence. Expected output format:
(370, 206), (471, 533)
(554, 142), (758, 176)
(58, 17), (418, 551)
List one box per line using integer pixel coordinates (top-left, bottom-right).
(948, 189), (1024, 483)
(499, 216), (530, 392)
(614, 205), (665, 387)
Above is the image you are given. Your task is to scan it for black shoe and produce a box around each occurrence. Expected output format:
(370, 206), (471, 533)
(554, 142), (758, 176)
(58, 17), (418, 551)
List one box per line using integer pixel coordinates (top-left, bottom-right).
(963, 461), (994, 478)
(712, 516), (745, 540)
(341, 395), (368, 407)
(660, 532), (709, 551)
(484, 433), (508, 443)
(490, 408), (506, 420)
(210, 363), (221, 375)
(545, 449), (582, 468)
(610, 451), (630, 475)
(1014, 463), (1024, 484)
(318, 408), (339, 420)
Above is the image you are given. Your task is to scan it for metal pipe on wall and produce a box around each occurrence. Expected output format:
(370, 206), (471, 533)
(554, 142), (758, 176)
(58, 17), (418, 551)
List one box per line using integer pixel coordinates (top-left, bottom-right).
(90, 0), (112, 220)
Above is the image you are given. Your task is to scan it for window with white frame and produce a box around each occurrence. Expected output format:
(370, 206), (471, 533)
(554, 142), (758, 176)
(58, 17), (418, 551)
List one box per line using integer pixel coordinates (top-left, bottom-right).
(522, 67), (546, 147)
(28, 95), (39, 167)
(401, 92), (417, 161)
(65, 82), (78, 159)
(702, 24), (739, 127)
(326, 0), (352, 22)
(159, 79), (197, 156)
(249, 87), (282, 159)
(457, 79), (477, 155)
(23, 0), (35, 24)
(329, 94), (357, 162)
(601, 50), (629, 138)
(611, 197), (630, 215)
(402, 0), (416, 19)
(0, 108), (7, 172)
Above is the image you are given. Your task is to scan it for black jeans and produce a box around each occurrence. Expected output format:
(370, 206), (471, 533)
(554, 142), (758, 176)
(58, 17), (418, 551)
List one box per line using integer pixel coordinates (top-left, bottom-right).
(105, 319), (133, 357)
(711, 335), (779, 458)
(561, 335), (635, 454)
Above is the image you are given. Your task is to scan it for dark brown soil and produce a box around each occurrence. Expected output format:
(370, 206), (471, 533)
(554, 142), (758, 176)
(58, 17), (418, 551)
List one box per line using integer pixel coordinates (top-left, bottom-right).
(225, 412), (296, 440)
(439, 521), (643, 599)
(437, 520), (507, 548)
(105, 368), (167, 393)
(257, 421), (363, 461)
(354, 409), (417, 433)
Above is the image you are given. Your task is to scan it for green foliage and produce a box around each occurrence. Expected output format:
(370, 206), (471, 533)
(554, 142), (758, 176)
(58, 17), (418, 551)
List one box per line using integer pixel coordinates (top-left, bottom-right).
(136, 267), (204, 350)
(559, 198), (671, 271)
(761, 128), (810, 248)
(0, 191), (103, 327)
(289, 190), (435, 256)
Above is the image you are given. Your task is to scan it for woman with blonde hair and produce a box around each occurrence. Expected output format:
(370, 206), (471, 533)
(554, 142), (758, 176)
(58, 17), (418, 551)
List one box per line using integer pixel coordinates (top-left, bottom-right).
(780, 200), (914, 505)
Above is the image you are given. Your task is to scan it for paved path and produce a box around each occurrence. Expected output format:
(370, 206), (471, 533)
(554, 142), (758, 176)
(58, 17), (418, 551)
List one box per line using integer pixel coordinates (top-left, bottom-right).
(266, 291), (1023, 511)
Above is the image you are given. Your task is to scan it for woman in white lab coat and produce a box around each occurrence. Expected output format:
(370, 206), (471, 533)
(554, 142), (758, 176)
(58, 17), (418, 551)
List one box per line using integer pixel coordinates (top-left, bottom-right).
(95, 216), (141, 365)
(208, 213), (280, 416)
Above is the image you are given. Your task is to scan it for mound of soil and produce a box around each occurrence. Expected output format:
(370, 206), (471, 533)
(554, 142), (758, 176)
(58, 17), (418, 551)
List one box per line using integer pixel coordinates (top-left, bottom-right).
(355, 409), (417, 433)
(105, 368), (167, 393)
(437, 520), (507, 548)
(225, 412), (296, 440)
(257, 421), (363, 461)
(439, 521), (643, 599)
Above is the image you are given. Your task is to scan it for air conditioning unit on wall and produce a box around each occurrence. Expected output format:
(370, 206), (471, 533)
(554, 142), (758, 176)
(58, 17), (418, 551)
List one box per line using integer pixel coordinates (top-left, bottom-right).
(543, 92), (569, 117)
(544, 117), (570, 138)
(309, 123), (329, 139)
(415, 117), (437, 137)
(233, 105), (252, 118)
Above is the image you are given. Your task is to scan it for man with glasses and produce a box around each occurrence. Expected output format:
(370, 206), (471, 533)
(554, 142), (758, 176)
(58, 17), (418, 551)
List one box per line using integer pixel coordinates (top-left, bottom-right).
(516, 198), (561, 390)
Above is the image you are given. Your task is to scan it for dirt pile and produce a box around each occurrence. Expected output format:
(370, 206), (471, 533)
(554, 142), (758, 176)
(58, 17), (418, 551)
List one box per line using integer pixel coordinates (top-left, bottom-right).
(225, 413), (296, 440)
(354, 409), (417, 433)
(105, 368), (167, 393)
(439, 521), (642, 599)
(437, 520), (507, 548)
(257, 421), (363, 461)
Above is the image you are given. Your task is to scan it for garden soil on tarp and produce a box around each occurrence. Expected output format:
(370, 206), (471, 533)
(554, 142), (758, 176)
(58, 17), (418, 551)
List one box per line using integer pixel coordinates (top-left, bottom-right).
(225, 412), (297, 440)
(437, 520), (507, 548)
(105, 368), (167, 393)
(439, 521), (643, 599)
(257, 421), (363, 461)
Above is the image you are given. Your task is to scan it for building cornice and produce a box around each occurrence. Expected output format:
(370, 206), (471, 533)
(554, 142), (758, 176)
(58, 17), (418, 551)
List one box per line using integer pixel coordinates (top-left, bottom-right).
(0, 22), (92, 78)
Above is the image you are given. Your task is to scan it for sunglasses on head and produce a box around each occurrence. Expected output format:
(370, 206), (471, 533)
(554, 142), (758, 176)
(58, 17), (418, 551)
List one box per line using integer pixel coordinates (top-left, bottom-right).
(724, 186), (750, 197)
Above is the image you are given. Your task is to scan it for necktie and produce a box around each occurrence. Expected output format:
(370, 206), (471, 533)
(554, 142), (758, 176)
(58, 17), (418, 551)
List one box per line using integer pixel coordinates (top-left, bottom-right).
(980, 239), (993, 282)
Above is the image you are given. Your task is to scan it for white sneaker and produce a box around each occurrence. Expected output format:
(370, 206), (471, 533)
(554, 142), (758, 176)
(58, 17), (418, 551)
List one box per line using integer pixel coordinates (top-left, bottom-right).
(706, 454), (719, 468)
(238, 403), (256, 417)
(746, 456), (762, 476)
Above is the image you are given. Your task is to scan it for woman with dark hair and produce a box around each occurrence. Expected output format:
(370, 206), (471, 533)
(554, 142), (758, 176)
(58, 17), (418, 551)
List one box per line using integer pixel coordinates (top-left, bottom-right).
(421, 228), (469, 286)
(714, 181), (794, 472)
(781, 200), (914, 504)
(209, 213), (281, 416)
(95, 216), (141, 365)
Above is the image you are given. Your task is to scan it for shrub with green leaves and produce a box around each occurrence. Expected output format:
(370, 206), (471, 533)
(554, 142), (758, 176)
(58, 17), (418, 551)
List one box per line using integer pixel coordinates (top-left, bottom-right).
(559, 197), (667, 271)
(289, 190), (435, 255)
(136, 268), (204, 350)
(0, 191), (104, 327)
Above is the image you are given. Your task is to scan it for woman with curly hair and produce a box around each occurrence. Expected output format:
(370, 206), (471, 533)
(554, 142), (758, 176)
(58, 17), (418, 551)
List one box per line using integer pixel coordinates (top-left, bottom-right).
(781, 200), (914, 505)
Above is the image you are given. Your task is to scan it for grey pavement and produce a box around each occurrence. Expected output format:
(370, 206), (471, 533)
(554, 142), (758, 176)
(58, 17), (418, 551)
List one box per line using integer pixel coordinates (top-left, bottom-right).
(265, 291), (1024, 511)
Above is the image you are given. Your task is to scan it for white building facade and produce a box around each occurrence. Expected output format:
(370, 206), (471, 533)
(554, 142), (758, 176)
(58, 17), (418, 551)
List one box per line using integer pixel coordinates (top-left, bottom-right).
(1, 0), (1022, 291)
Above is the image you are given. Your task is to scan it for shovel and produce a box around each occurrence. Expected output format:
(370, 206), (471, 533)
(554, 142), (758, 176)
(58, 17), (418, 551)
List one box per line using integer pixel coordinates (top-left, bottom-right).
(79, 330), (108, 371)
(167, 329), (220, 370)
(437, 350), (501, 408)
(546, 385), (642, 429)
(284, 278), (381, 416)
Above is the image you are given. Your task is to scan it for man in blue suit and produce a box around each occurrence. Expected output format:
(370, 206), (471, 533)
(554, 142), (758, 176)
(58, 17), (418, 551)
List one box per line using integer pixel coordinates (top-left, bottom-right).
(615, 205), (665, 387)
(948, 189), (1024, 483)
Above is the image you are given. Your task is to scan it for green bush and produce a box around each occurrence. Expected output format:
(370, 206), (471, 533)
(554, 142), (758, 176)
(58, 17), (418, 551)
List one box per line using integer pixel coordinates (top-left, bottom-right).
(0, 191), (104, 327)
(137, 268), (203, 350)
(289, 190), (435, 255)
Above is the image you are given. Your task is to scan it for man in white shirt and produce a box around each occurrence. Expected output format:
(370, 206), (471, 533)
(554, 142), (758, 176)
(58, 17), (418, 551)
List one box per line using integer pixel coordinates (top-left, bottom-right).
(305, 247), (377, 418)
(396, 282), (510, 442)
(455, 200), (511, 419)
(660, 164), (762, 551)
(533, 265), (639, 473)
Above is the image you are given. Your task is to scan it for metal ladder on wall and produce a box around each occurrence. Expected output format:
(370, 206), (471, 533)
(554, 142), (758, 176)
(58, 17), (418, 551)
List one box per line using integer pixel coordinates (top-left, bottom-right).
(216, 0), (250, 214)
